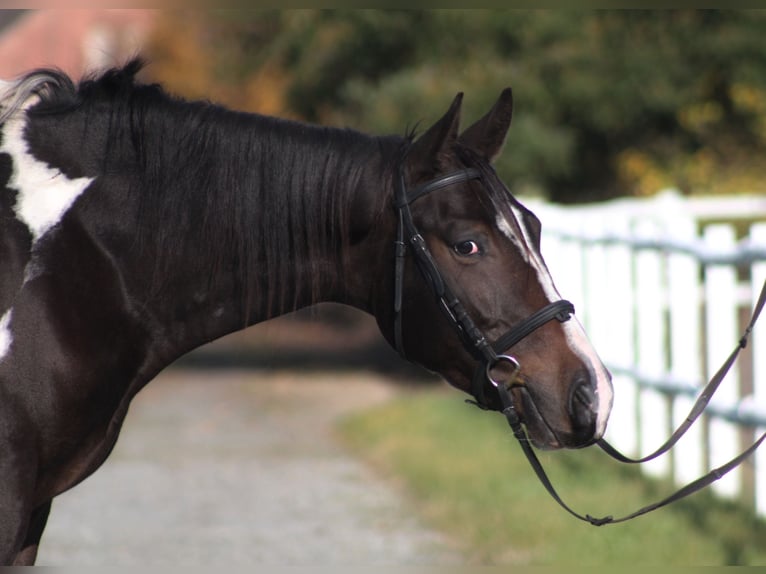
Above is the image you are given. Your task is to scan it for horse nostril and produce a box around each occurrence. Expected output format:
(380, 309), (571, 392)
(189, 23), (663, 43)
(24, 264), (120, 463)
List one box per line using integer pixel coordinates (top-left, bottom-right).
(568, 376), (597, 444)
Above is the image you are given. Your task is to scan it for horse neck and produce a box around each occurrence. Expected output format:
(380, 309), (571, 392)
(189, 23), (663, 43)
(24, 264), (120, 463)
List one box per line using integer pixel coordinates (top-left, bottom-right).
(107, 105), (399, 357)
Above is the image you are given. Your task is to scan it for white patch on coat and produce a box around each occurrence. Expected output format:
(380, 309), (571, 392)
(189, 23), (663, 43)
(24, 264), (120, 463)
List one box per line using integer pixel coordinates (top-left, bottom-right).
(0, 114), (94, 242)
(0, 310), (13, 361)
(497, 205), (614, 436)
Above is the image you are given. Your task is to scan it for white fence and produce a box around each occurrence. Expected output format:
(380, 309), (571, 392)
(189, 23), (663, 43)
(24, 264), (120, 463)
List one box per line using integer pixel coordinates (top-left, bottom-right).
(526, 190), (766, 517)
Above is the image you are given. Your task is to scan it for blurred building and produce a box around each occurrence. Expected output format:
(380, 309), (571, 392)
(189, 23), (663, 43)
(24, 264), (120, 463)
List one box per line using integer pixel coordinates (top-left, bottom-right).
(0, 9), (156, 79)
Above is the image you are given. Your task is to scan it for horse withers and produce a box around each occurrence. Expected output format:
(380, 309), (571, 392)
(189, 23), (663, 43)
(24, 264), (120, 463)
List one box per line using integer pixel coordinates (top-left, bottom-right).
(0, 61), (612, 564)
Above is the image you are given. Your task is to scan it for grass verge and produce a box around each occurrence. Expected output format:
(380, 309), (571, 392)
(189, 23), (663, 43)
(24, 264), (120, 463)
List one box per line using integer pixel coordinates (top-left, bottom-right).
(338, 388), (766, 566)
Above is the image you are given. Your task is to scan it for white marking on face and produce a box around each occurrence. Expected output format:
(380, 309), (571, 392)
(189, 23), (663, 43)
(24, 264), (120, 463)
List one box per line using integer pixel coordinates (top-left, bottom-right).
(495, 214), (517, 244)
(497, 205), (614, 436)
(0, 310), (13, 361)
(0, 114), (94, 242)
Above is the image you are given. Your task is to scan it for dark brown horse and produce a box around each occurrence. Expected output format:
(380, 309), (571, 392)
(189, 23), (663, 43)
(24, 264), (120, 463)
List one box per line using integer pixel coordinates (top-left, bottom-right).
(0, 61), (612, 564)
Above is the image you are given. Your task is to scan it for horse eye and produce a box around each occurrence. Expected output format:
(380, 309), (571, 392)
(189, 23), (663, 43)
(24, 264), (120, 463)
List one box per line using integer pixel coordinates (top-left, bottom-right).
(453, 240), (481, 256)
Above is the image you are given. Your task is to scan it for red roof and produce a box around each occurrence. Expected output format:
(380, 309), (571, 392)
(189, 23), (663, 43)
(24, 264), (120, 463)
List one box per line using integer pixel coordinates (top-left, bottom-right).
(0, 9), (156, 80)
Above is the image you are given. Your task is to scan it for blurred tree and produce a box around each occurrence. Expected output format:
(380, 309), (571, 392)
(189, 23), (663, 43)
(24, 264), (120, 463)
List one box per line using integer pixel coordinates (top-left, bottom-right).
(146, 10), (766, 203)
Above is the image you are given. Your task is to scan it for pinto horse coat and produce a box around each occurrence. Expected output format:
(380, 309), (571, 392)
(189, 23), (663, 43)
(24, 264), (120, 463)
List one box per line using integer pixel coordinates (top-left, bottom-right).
(0, 61), (612, 564)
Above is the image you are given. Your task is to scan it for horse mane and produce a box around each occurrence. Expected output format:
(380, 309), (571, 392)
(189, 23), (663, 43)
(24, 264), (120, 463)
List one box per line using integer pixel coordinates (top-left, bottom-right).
(0, 68), (75, 123)
(2, 59), (404, 320)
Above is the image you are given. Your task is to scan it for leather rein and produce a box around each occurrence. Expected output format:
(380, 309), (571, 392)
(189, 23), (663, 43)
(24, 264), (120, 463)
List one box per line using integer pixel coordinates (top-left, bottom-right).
(392, 157), (766, 526)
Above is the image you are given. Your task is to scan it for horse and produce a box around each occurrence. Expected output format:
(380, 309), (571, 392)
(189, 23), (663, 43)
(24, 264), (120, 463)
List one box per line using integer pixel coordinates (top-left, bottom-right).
(0, 60), (612, 565)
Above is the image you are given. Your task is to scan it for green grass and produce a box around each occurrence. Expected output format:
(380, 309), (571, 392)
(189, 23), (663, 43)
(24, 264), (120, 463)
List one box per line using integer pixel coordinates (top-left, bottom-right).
(338, 388), (766, 566)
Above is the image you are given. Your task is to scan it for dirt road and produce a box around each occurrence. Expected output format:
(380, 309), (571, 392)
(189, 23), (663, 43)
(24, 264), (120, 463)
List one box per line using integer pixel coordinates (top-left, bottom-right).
(37, 368), (461, 566)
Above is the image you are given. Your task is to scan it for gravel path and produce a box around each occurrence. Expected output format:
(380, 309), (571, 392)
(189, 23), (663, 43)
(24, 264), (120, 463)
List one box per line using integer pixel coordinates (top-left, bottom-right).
(37, 368), (461, 566)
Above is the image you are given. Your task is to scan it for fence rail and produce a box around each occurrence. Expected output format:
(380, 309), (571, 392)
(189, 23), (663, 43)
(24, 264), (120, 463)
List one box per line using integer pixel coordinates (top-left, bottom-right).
(526, 190), (766, 517)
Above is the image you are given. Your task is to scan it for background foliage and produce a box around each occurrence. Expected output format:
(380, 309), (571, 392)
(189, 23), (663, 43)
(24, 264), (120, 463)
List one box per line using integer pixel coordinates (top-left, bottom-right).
(147, 10), (766, 203)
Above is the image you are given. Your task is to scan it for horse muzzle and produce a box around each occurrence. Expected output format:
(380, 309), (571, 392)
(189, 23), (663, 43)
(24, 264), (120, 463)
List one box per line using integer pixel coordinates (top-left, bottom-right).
(504, 368), (610, 450)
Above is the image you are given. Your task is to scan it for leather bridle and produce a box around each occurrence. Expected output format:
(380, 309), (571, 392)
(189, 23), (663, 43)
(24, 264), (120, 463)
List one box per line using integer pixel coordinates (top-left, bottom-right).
(392, 161), (574, 408)
(392, 153), (766, 526)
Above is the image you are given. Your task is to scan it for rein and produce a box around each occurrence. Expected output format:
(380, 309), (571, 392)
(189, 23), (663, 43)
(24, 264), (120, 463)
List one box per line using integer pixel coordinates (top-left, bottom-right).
(498, 277), (766, 526)
(392, 157), (766, 526)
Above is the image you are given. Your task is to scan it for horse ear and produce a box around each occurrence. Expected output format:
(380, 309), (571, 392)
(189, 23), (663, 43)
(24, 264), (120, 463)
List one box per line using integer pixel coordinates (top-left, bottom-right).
(406, 93), (463, 175)
(459, 87), (513, 162)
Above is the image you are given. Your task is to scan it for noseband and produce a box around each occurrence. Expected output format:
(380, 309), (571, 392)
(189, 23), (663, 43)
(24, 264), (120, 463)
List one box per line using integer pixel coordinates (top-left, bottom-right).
(392, 160), (574, 408)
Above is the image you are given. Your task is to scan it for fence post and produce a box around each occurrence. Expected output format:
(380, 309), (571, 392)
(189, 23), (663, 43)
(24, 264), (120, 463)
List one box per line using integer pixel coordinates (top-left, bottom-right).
(601, 207), (638, 456)
(543, 207), (587, 327)
(751, 223), (766, 517)
(581, 211), (610, 353)
(634, 218), (670, 477)
(667, 206), (705, 485)
(704, 224), (741, 499)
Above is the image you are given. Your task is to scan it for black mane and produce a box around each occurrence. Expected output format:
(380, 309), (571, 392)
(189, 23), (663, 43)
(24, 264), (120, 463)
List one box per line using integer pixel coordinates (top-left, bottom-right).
(6, 60), (405, 319)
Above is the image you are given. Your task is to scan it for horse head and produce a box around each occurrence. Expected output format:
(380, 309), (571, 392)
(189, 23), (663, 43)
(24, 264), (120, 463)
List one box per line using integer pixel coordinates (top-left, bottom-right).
(374, 89), (613, 450)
